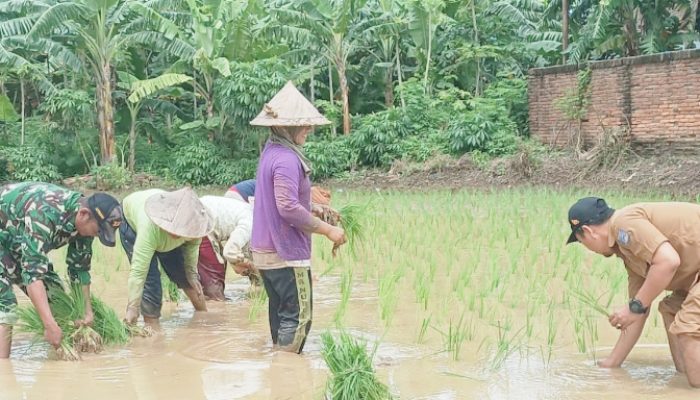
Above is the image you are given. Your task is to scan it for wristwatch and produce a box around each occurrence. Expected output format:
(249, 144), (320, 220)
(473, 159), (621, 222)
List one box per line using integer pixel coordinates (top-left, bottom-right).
(629, 298), (649, 314)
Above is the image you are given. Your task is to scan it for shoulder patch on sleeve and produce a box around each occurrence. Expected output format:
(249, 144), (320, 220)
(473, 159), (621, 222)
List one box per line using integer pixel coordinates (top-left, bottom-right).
(617, 229), (630, 246)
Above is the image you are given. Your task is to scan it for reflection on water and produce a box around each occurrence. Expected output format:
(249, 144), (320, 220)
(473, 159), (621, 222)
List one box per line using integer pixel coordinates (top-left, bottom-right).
(1, 274), (698, 399)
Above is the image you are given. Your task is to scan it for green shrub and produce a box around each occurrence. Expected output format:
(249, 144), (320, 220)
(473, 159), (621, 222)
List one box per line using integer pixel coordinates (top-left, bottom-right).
(172, 141), (225, 185)
(305, 136), (355, 179)
(214, 158), (258, 186)
(446, 97), (518, 156)
(483, 76), (529, 137)
(0, 145), (61, 182)
(91, 163), (132, 190)
(350, 108), (410, 167)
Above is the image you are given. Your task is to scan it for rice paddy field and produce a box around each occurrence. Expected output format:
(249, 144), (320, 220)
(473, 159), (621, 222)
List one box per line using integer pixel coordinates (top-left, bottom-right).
(2, 187), (698, 399)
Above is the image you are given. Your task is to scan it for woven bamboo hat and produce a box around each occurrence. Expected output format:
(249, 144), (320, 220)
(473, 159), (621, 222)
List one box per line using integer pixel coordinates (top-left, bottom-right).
(250, 81), (331, 127)
(145, 187), (214, 238)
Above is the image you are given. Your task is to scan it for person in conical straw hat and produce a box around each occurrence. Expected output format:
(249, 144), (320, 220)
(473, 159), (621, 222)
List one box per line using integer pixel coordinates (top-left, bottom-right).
(119, 187), (214, 327)
(250, 81), (346, 354)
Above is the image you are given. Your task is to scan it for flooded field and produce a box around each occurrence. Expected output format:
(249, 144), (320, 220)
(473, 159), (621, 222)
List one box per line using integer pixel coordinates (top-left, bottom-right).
(2, 188), (698, 399)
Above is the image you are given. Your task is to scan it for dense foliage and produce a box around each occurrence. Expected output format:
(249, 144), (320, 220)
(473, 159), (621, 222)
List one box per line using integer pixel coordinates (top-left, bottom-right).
(1, 0), (697, 184)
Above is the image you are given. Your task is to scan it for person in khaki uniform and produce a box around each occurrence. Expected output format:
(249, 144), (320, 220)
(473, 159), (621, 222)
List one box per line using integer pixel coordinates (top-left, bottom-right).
(566, 197), (700, 387)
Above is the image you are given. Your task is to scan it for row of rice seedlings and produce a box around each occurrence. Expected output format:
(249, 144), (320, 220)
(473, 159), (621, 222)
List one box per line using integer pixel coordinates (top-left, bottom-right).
(320, 330), (393, 400)
(335, 188), (664, 368)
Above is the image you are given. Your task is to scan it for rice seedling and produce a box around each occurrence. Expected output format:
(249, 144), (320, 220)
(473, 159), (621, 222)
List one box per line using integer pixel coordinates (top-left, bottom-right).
(333, 203), (368, 257)
(320, 331), (393, 400)
(333, 265), (353, 324)
(248, 285), (268, 322)
(488, 320), (525, 370)
(162, 274), (182, 303)
(569, 286), (611, 318)
(417, 314), (431, 344)
(432, 311), (474, 361)
(90, 296), (130, 345)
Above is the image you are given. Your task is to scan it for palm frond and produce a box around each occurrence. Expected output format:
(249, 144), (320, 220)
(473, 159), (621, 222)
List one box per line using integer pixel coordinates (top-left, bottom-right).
(0, 42), (30, 69)
(128, 73), (193, 103)
(28, 2), (91, 39)
(0, 15), (36, 37)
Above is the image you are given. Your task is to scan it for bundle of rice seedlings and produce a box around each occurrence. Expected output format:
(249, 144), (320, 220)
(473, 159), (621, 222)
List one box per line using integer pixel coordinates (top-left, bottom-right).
(90, 296), (130, 345)
(332, 204), (366, 257)
(69, 285), (103, 353)
(16, 285), (82, 361)
(16, 284), (133, 359)
(321, 331), (392, 400)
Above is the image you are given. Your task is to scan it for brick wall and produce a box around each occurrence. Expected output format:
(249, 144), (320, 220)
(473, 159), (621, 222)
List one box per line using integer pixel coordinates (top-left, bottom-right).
(528, 50), (700, 153)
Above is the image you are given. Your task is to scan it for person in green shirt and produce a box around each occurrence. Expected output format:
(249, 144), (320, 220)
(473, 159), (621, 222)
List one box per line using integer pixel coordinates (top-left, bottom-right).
(119, 187), (214, 326)
(0, 182), (122, 358)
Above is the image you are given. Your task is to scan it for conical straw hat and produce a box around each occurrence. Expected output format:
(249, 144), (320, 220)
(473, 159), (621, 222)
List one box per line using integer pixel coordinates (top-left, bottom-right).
(250, 81), (331, 127)
(145, 187), (214, 238)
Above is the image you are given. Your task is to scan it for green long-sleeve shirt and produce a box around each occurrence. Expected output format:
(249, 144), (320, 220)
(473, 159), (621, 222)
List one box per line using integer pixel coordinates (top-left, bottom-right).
(122, 189), (201, 310)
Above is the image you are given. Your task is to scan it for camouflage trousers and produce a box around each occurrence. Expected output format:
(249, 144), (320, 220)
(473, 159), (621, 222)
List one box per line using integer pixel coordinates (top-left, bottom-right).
(0, 245), (62, 325)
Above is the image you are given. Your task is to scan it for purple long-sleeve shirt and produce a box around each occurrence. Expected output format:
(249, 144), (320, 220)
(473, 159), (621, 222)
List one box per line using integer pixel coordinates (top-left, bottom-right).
(251, 142), (318, 261)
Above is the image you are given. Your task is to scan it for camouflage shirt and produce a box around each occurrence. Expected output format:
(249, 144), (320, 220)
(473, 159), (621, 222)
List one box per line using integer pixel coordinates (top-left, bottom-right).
(0, 182), (93, 286)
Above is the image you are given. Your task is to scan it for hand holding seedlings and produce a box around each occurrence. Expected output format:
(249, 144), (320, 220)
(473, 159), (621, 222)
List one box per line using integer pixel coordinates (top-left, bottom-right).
(44, 321), (63, 349)
(608, 305), (643, 330)
(75, 309), (94, 327)
(124, 307), (139, 325)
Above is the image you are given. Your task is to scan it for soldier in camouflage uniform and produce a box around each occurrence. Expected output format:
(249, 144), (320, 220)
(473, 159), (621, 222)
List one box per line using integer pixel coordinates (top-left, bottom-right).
(0, 182), (122, 358)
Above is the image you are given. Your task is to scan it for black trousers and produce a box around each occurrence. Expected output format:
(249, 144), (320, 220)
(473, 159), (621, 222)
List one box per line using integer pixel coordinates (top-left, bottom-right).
(260, 267), (313, 353)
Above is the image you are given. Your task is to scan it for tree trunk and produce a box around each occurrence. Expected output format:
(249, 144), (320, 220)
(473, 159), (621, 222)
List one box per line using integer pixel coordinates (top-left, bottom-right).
(205, 76), (214, 142)
(470, 0), (481, 95)
(310, 72), (315, 103)
(338, 65), (351, 135)
(384, 67), (394, 107)
(20, 79), (25, 146)
(128, 105), (138, 172)
(423, 14), (433, 92)
(193, 69), (198, 120)
(396, 42), (405, 109)
(562, 0), (569, 63)
(328, 60), (337, 135)
(97, 62), (116, 164)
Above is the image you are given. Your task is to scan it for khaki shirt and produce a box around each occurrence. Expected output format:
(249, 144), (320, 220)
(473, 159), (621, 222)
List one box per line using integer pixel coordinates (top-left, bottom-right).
(608, 202), (700, 298)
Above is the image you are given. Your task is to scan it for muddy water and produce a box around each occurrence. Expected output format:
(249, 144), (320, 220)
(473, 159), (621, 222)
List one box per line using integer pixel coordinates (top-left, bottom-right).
(2, 189), (700, 399)
(2, 273), (696, 399)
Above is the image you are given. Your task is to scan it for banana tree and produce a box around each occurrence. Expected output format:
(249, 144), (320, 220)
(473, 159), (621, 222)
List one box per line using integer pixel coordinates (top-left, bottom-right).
(362, 0), (408, 108)
(24, 0), (178, 163)
(132, 0), (267, 139)
(117, 72), (192, 171)
(560, 0), (697, 62)
(270, 0), (390, 135)
(13, 63), (43, 145)
(407, 0), (446, 92)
